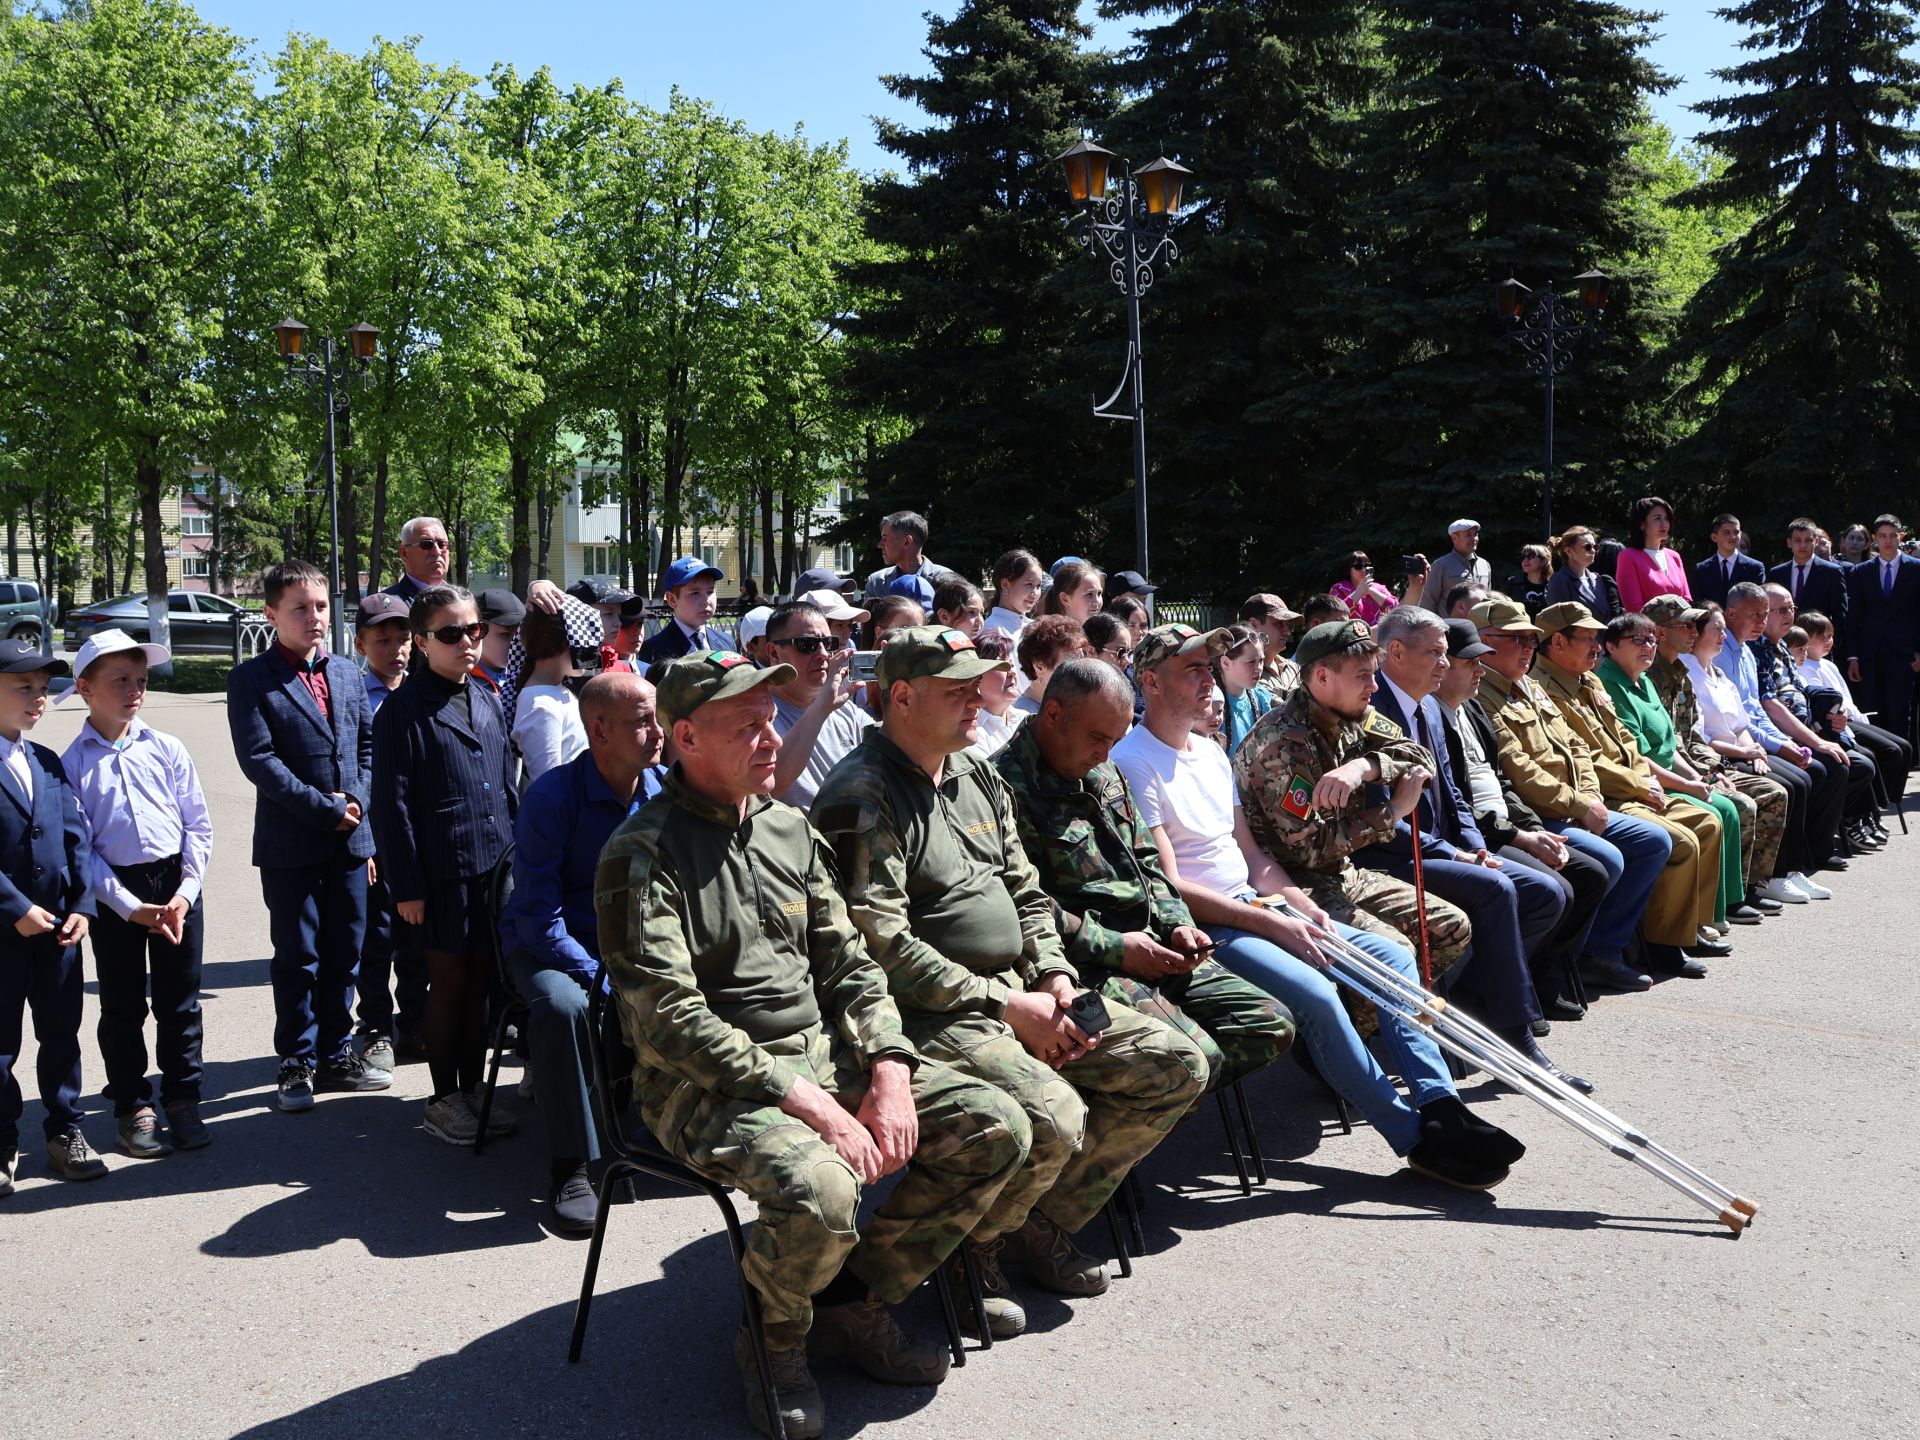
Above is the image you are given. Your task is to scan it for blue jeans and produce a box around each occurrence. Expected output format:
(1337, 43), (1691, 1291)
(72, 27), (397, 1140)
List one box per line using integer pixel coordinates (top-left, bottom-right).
(1546, 815), (1668, 960)
(1204, 906), (1451, 1155)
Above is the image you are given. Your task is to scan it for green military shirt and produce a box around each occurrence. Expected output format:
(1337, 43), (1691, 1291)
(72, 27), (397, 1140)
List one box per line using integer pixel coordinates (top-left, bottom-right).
(1650, 655), (1724, 774)
(594, 766), (912, 1105)
(811, 729), (1075, 1022)
(1475, 666), (1603, 822)
(992, 721), (1192, 975)
(1232, 686), (1428, 879)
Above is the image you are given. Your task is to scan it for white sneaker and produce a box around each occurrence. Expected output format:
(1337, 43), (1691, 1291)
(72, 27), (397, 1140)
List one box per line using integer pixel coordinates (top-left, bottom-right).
(423, 1092), (480, 1145)
(1788, 871), (1833, 901)
(1755, 877), (1809, 905)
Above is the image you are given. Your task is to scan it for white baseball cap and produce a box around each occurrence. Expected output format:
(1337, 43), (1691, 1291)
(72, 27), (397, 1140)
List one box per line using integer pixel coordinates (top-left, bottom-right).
(803, 588), (870, 624)
(65, 627), (170, 699)
(1448, 518), (1482, 536)
(737, 605), (774, 647)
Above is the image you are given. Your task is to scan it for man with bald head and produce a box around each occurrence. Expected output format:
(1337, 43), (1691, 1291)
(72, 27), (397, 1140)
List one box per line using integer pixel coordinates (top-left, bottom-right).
(597, 649), (1029, 1438)
(502, 670), (669, 1233)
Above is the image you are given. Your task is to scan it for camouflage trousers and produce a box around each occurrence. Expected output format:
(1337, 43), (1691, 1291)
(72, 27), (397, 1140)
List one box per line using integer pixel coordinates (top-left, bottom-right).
(1296, 865), (1473, 985)
(904, 999), (1207, 1242)
(1717, 764), (1788, 887)
(634, 1024), (1029, 1349)
(1098, 957), (1295, 1092)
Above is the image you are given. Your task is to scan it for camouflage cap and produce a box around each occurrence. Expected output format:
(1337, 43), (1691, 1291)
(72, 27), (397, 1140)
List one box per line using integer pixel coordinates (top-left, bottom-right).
(875, 625), (1009, 687)
(1292, 619), (1378, 671)
(1640, 595), (1688, 626)
(1132, 623), (1232, 673)
(1535, 600), (1607, 636)
(654, 650), (793, 727)
(1471, 595), (1545, 636)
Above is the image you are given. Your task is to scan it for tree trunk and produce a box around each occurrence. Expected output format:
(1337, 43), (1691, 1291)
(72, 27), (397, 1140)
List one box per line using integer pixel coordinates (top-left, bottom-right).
(369, 451), (391, 591)
(759, 469), (777, 595)
(97, 461), (113, 604)
(121, 506), (138, 596)
(508, 442), (534, 595)
(136, 448), (172, 666)
(780, 486), (799, 594)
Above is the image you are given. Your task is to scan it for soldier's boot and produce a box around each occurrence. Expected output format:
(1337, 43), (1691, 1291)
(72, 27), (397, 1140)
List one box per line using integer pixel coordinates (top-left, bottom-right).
(735, 1326), (825, 1440)
(808, 1298), (951, 1386)
(1008, 1211), (1109, 1297)
(946, 1237), (1027, 1339)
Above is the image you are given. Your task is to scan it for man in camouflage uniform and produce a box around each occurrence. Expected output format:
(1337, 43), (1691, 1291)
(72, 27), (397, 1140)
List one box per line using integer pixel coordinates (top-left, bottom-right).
(1643, 597), (1787, 908)
(596, 650), (1031, 1440)
(1530, 601), (1722, 973)
(810, 627), (1206, 1341)
(1472, 596), (1674, 993)
(1232, 621), (1472, 978)
(991, 656), (1296, 1085)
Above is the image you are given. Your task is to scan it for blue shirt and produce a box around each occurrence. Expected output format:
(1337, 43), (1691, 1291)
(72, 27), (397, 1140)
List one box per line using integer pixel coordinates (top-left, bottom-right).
(503, 751), (665, 980)
(364, 667), (400, 717)
(61, 716), (213, 921)
(1718, 630), (1790, 754)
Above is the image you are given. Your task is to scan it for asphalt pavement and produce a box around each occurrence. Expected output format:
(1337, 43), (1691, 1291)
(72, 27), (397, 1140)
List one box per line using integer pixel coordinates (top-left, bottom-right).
(2, 691), (1915, 1440)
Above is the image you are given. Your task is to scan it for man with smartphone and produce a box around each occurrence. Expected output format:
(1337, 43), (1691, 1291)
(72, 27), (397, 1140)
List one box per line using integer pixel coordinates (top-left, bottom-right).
(812, 626), (1206, 1343)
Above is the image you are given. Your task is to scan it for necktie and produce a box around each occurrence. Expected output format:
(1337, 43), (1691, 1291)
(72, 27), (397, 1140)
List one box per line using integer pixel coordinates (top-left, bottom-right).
(692, 627), (708, 651)
(1794, 565), (1804, 603)
(1724, 557), (1733, 584)
(1885, 561), (1895, 598)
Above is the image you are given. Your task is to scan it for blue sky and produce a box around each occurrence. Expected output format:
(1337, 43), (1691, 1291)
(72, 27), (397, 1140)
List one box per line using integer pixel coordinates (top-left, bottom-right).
(193, 2), (1746, 172)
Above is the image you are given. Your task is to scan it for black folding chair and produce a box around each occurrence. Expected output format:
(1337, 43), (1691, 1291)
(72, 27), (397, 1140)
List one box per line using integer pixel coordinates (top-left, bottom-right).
(569, 980), (976, 1435)
(473, 846), (522, 1157)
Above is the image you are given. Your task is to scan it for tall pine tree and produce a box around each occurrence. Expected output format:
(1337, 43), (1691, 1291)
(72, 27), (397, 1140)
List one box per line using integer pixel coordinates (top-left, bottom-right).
(1330, 4), (1672, 567)
(1661, 0), (1920, 532)
(1099, 0), (1382, 601)
(840, 1), (1114, 578)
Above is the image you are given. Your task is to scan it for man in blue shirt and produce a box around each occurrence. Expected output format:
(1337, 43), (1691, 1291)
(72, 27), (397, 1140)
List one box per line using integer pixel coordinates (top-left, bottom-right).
(502, 669), (666, 1233)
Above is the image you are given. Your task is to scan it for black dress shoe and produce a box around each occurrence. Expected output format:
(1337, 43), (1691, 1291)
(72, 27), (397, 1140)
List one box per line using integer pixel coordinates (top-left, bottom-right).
(1504, 1028), (1595, 1094)
(1529, 1017), (1551, 1038)
(1580, 955), (1654, 991)
(1684, 938), (1732, 959)
(1724, 904), (1764, 926)
(1542, 995), (1587, 1021)
(1824, 855), (1850, 871)
(1665, 957), (1712, 977)
(1406, 1134), (1509, 1191)
(1743, 891), (1784, 913)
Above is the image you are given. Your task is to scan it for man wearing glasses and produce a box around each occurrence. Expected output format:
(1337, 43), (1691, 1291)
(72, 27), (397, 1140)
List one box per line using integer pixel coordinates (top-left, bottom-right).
(764, 600), (873, 812)
(385, 517), (452, 602)
(1471, 597), (1671, 993)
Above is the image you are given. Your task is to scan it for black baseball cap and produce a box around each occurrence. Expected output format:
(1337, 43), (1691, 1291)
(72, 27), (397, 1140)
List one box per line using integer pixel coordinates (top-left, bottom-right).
(0, 638), (68, 676)
(1444, 619), (1494, 660)
(356, 593), (410, 629)
(568, 579), (633, 608)
(476, 589), (526, 627)
(794, 566), (853, 594)
(1109, 569), (1158, 598)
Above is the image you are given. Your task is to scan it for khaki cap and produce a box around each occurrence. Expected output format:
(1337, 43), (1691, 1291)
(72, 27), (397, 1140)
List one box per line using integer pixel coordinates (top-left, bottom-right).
(875, 626), (1009, 687)
(1535, 600), (1607, 636)
(1472, 595), (1545, 636)
(654, 650), (793, 727)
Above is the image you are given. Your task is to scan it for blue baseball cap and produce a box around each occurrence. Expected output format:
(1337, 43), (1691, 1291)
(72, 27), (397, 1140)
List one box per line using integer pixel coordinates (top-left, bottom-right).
(886, 573), (936, 609)
(1049, 555), (1086, 577)
(663, 556), (724, 590)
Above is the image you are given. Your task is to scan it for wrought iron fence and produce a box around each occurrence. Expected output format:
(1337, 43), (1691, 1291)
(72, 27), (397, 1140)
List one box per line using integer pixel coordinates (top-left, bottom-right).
(231, 612), (277, 662)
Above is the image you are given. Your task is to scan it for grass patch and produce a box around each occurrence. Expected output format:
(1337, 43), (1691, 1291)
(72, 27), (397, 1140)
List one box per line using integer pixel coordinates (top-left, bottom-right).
(148, 656), (234, 694)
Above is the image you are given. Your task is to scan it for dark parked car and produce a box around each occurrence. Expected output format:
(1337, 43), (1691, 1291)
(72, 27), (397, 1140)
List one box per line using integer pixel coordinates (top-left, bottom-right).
(64, 590), (254, 655)
(0, 578), (54, 645)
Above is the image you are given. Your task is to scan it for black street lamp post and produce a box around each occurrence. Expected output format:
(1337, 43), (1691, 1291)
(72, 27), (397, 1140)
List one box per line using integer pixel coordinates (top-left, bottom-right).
(1497, 272), (1609, 541)
(273, 317), (378, 654)
(1057, 140), (1191, 606)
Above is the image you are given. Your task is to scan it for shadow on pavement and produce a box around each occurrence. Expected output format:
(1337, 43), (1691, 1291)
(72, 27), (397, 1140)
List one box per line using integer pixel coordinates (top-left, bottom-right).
(231, 1229), (948, 1439)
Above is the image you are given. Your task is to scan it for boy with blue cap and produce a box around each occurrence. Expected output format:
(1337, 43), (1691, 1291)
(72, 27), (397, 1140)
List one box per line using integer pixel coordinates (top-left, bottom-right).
(637, 556), (725, 672)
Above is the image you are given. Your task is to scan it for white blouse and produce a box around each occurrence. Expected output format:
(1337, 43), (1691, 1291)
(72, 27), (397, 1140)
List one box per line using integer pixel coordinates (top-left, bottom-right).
(512, 684), (588, 782)
(1679, 655), (1753, 746)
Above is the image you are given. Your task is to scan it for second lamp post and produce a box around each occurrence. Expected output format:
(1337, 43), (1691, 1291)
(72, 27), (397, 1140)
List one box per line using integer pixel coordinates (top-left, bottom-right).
(1058, 140), (1191, 602)
(273, 317), (379, 654)
(1497, 271), (1609, 541)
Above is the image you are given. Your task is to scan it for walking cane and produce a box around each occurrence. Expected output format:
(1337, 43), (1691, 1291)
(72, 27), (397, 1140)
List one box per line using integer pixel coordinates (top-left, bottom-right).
(1407, 802), (1434, 989)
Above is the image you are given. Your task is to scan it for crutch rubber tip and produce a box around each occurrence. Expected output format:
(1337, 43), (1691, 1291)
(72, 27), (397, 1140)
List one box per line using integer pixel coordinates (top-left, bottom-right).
(1718, 1209), (1746, 1236)
(1730, 1197), (1757, 1219)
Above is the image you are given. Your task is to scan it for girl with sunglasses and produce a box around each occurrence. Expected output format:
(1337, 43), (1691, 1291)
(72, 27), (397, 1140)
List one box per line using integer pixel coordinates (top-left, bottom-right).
(371, 585), (518, 1147)
(1542, 525), (1623, 621)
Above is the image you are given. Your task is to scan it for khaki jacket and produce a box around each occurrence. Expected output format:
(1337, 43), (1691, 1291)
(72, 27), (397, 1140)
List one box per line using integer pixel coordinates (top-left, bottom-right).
(1533, 657), (1655, 805)
(1475, 666), (1602, 822)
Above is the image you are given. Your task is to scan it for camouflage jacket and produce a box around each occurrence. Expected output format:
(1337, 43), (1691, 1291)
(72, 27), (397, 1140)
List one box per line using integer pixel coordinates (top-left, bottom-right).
(1475, 666), (1603, 822)
(810, 729), (1074, 1023)
(1649, 656), (1723, 774)
(1232, 686), (1428, 878)
(1533, 656), (1654, 805)
(594, 766), (913, 1105)
(992, 722), (1193, 976)
(1750, 636), (1814, 726)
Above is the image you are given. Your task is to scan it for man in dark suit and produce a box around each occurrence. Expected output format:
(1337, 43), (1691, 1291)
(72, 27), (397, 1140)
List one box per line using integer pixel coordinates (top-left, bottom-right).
(1845, 514), (1920, 743)
(228, 560), (390, 1113)
(1692, 514), (1767, 609)
(1354, 608), (1580, 1084)
(1770, 517), (1849, 663)
(0, 641), (103, 1189)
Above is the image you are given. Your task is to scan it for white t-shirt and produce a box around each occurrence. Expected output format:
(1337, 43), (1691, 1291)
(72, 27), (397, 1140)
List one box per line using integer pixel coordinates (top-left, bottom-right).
(970, 706), (1024, 759)
(772, 692), (874, 811)
(511, 685), (588, 782)
(1111, 724), (1251, 897)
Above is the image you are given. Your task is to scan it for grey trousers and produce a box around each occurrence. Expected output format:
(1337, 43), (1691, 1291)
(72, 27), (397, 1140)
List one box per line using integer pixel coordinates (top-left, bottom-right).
(504, 948), (601, 1166)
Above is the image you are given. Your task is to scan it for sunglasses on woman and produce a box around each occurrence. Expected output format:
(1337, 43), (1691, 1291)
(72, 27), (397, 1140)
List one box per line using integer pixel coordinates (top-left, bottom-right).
(424, 622), (486, 645)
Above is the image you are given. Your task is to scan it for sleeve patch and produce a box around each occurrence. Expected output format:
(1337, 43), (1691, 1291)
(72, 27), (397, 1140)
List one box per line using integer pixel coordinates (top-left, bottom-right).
(1281, 774), (1315, 819)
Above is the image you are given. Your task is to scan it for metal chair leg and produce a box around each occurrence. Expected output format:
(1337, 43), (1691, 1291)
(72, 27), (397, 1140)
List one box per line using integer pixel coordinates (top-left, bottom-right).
(473, 1007), (512, 1157)
(1231, 1079), (1268, 1186)
(930, 1263), (966, 1368)
(736, 1274), (788, 1440)
(957, 1242), (993, 1350)
(1214, 1088), (1251, 1195)
(1119, 1177), (1146, 1257)
(568, 1159), (635, 1362)
(1103, 1199), (1134, 1278)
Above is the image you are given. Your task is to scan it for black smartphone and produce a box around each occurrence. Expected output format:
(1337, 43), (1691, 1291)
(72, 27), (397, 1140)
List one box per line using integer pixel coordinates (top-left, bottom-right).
(1401, 554), (1425, 576)
(1064, 990), (1112, 1038)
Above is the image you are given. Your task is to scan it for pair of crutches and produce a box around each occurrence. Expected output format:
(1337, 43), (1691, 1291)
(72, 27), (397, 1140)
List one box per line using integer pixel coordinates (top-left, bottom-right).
(1254, 873), (1759, 1234)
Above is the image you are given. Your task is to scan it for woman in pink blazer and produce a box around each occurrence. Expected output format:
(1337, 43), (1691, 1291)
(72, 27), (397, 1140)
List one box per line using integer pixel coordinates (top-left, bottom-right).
(1615, 495), (1693, 612)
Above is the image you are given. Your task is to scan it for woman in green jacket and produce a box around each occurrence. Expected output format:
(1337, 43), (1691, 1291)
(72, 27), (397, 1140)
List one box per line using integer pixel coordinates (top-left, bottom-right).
(1597, 611), (1745, 934)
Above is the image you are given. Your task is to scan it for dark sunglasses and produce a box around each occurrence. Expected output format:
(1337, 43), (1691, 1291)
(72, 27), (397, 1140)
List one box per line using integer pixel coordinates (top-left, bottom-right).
(409, 537), (450, 551)
(423, 622), (486, 645)
(774, 634), (836, 655)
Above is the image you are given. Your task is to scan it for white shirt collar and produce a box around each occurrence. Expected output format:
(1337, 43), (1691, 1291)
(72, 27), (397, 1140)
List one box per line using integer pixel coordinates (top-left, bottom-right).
(1381, 673), (1426, 733)
(78, 715), (147, 751)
